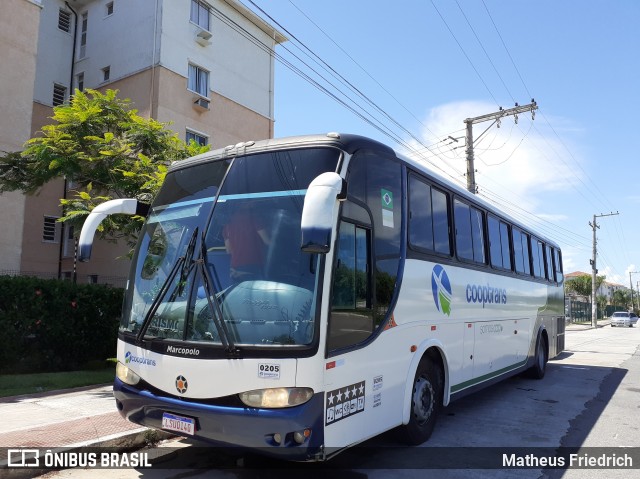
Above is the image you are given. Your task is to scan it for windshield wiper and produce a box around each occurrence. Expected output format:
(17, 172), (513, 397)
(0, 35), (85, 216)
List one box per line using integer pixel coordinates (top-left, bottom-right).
(135, 227), (200, 343)
(195, 235), (238, 356)
(135, 228), (238, 356)
(136, 256), (188, 342)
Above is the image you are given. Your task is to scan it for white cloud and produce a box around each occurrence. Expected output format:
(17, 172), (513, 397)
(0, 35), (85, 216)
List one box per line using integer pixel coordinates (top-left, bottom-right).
(405, 101), (581, 213)
(402, 101), (592, 275)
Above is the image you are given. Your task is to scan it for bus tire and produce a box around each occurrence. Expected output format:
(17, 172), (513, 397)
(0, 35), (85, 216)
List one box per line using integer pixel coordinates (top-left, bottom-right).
(402, 357), (442, 445)
(526, 335), (548, 380)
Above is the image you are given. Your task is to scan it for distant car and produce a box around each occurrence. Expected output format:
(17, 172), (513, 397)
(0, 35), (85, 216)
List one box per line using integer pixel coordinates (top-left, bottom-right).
(610, 311), (635, 327)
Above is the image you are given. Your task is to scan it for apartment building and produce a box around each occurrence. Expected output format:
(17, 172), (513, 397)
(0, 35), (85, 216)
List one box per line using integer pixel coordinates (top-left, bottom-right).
(1, 0), (285, 285)
(565, 271), (627, 303)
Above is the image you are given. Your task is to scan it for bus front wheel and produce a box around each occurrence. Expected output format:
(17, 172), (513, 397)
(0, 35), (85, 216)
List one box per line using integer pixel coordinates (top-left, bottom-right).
(402, 357), (442, 445)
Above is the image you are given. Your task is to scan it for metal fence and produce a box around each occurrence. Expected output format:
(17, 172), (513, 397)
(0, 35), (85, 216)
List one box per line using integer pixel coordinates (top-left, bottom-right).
(0, 269), (126, 288)
(565, 299), (627, 323)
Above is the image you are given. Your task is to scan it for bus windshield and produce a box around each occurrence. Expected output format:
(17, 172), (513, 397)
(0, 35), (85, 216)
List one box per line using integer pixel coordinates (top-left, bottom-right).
(120, 148), (340, 350)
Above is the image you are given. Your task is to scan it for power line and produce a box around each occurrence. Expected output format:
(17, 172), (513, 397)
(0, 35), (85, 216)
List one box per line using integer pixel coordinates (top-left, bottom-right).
(228, 1), (629, 271)
(430, 0), (499, 106)
(244, 0), (442, 158)
(454, 0), (515, 103)
(481, 0), (532, 99)
(287, 0), (443, 145)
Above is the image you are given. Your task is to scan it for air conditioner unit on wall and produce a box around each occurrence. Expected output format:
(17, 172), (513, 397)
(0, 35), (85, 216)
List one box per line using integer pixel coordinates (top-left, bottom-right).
(195, 28), (212, 46)
(193, 97), (210, 111)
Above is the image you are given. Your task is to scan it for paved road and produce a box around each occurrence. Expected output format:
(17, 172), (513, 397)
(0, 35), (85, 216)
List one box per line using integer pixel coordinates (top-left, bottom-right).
(41, 324), (640, 479)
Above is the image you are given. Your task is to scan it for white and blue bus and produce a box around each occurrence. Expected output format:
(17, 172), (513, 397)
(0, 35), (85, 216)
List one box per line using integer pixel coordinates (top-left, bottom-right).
(79, 133), (565, 460)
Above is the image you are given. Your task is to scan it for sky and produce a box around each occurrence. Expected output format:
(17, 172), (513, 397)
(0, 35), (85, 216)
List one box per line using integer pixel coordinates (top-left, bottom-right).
(243, 0), (640, 288)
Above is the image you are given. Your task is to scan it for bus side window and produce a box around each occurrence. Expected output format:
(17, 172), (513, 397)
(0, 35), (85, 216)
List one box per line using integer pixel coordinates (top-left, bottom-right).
(532, 237), (545, 279)
(408, 175), (451, 255)
(545, 244), (555, 282)
(554, 248), (564, 283)
(329, 221), (372, 351)
(488, 215), (511, 270)
(512, 227), (531, 275)
(454, 199), (485, 264)
(346, 151), (401, 323)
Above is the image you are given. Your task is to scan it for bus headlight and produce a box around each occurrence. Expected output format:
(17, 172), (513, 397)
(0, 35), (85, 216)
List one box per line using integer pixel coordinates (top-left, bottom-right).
(239, 387), (314, 408)
(116, 361), (141, 385)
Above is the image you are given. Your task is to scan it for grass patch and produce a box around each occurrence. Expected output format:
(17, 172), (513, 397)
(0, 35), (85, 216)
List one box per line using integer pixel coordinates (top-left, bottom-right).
(0, 362), (116, 398)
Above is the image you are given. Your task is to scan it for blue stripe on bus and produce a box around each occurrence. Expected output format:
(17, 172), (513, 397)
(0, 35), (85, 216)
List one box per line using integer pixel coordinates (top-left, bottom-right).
(153, 189), (308, 213)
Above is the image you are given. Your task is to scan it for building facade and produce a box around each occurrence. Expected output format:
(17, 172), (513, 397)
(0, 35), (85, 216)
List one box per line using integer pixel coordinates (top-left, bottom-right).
(1, 0), (285, 285)
(564, 271), (627, 303)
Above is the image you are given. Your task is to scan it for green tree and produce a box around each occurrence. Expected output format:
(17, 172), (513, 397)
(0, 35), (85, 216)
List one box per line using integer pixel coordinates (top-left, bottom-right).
(0, 89), (208, 246)
(596, 294), (608, 319)
(565, 274), (606, 298)
(612, 289), (631, 309)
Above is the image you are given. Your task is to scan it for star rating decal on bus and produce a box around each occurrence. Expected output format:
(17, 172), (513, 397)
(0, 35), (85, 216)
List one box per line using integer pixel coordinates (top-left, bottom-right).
(325, 381), (366, 426)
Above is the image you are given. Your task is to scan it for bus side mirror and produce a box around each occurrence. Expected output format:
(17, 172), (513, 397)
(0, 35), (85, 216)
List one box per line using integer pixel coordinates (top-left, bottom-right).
(301, 172), (346, 254)
(78, 199), (149, 261)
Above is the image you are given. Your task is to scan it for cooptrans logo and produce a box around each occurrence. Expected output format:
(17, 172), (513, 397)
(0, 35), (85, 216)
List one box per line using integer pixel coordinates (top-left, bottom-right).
(431, 265), (452, 316)
(124, 351), (156, 367)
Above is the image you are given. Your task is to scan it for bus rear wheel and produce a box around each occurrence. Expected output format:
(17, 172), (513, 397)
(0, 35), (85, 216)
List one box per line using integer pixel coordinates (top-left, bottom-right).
(402, 357), (442, 445)
(526, 335), (548, 379)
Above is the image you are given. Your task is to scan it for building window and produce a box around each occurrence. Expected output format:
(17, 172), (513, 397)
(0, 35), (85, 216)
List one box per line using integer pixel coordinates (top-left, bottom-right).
(58, 9), (72, 32)
(190, 0), (210, 30)
(187, 63), (209, 97)
(76, 72), (84, 92)
(102, 66), (110, 82)
(43, 216), (61, 243)
(106, 1), (114, 16)
(53, 84), (66, 106)
(186, 130), (208, 146)
(79, 12), (88, 58)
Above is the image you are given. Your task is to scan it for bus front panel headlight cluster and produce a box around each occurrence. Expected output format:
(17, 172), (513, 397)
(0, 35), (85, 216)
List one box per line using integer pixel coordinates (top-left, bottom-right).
(116, 361), (141, 386)
(239, 387), (314, 408)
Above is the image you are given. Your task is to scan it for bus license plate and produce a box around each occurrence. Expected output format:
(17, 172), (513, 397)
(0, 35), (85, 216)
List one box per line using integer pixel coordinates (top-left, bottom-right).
(161, 412), (195, 435)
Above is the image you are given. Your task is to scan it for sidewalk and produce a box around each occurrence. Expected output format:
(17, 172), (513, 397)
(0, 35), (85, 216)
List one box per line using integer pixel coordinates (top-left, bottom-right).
(565, 317), (612, 330)
(0, 383), (173, 477)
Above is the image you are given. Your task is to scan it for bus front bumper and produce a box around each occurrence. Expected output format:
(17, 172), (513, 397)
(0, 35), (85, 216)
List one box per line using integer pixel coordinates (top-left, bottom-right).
(113, 378), (325, 460)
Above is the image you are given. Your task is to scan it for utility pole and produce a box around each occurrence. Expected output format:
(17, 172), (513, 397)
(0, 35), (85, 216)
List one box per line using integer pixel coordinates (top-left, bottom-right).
(590, 212), (619, 327)
(464, 100), (538, 194)
(629, 271), (639, 311)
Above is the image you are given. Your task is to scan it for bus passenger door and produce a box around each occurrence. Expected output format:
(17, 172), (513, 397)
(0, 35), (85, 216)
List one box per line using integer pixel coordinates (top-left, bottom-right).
(323, 221), (402, 449)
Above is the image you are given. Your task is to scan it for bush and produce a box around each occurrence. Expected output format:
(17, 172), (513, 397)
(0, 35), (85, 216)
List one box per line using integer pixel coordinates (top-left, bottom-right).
(0, 276), (124, 373)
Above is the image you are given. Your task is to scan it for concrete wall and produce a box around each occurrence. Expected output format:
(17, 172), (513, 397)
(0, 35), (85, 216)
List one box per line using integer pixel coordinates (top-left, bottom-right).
(154, 66), (272, 147)
(160, 0), (279, 120)
(32, 0), (74, 106)
(0, 0), (42, 272)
